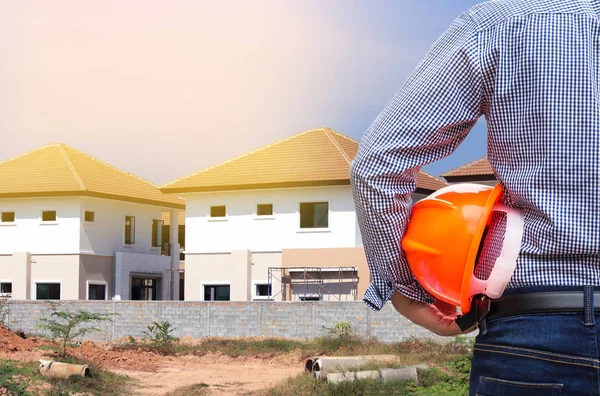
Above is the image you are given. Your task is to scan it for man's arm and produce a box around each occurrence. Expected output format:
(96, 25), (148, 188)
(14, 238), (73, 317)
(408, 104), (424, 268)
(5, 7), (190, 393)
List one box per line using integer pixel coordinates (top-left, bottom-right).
(350, 11), (483, 328)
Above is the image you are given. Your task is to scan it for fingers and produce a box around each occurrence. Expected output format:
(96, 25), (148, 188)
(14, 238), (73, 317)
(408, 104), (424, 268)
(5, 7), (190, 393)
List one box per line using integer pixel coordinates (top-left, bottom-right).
(390, 291), (467, 337)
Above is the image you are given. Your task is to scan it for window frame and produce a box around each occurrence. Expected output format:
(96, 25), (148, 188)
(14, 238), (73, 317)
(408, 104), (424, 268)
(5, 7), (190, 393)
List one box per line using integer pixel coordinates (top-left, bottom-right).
(252, 280), (273, 300)
(124, 215), (136, 245)
(208, 205), (227, 221)
(0, 281), (12, 298)
(151, 219), (164, 248)
(201, 282), (231, 301)
(254, 203), (275, 220)
(0, 211), (16, 225)
(86, 281), (108, 300)
(298, 201), (330, 230)
(33, 281), (62, 300)
(84, 211), (95, 223)
(40, 210), (58, 224)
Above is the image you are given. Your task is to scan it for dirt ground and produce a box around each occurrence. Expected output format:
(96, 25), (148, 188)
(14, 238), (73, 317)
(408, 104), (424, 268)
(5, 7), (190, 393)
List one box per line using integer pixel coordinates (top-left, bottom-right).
(0, 327), (305, 395)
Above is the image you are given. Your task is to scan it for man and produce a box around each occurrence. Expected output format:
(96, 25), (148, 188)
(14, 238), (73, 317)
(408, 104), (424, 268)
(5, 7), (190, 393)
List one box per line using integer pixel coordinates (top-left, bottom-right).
(350, 0), (600, 394)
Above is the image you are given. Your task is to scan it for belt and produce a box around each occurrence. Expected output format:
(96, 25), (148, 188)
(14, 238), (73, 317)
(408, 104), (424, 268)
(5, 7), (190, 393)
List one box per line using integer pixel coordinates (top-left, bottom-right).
(454, 291), (600, 331)
(487, 291), (600, 321)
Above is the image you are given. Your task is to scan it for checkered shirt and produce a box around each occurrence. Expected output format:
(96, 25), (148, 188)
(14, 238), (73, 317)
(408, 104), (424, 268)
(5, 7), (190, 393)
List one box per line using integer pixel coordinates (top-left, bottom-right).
(350, 0), (600, 310)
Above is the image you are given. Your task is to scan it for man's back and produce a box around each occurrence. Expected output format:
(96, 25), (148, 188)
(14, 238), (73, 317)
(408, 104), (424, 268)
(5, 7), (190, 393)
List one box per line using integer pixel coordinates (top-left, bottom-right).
(467, 0), (600, 286)
(350, 0), (600, 312)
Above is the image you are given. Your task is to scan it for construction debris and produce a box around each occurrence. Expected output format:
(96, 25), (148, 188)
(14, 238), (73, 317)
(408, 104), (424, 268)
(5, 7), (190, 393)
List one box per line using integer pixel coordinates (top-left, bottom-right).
(305, 355), (423, 385)
(39, 359), (89, 379)
(304, 355), (400, 374)
(325, 367), (418, 385)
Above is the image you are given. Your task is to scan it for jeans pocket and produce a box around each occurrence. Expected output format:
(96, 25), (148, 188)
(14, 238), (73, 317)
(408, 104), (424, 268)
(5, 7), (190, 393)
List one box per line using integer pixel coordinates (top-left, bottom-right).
(476, 376), (563, 396)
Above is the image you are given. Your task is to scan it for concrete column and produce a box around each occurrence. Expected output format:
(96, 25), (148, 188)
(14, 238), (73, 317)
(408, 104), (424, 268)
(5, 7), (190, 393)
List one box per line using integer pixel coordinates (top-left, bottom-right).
(114, 252), (123, 300)
(170, 209), (181, 300)
(231, 250), (252, 301)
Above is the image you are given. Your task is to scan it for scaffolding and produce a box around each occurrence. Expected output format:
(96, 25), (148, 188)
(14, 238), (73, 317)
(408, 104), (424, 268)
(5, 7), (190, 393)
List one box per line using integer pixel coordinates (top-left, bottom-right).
(267, 266), (358, 301)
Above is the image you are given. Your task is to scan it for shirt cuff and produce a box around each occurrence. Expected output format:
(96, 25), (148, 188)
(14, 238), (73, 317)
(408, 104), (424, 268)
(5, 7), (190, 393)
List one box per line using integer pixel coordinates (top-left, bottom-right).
(363, 280), (435, 311)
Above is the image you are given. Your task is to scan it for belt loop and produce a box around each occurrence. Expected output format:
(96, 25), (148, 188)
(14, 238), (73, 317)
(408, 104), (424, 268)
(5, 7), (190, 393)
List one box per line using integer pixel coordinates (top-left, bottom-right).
(584, 286), (595, 326)
(478, 315), (489, 336)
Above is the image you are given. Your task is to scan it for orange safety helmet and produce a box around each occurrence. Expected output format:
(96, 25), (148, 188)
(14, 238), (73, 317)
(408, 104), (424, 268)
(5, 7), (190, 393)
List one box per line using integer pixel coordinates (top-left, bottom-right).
(401, 183), (524, 316)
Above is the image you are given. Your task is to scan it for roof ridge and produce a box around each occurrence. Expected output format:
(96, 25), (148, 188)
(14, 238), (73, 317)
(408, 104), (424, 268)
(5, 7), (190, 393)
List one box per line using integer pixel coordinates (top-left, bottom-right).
(325, 127), (360, 145)
(323, 128), (351, 165)
(59, 143), (164, 189)
(160, 127), (329, 188)
(58, 144), (86, 191)
(440, 156), (488, 176)
(0, 143), (60, 166)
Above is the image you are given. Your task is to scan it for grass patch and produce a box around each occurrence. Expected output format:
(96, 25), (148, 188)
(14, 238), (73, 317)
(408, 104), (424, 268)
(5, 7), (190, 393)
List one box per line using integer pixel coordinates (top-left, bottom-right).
(45, 356), (132, 396)
(176, 337), (308, 357)
(163, 383), (210, 396)
(256, 340), (473, 396)
(0, 360), (42, 395)
(0, 358), (133, 396)
(170, 335), (473, 364)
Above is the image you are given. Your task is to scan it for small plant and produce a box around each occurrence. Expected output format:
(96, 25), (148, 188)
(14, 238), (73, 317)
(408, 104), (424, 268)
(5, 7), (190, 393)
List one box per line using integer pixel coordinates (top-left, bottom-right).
(323, 321), (353, 338)
(38, 306), (115, 357)
(142, 321), (179, 350)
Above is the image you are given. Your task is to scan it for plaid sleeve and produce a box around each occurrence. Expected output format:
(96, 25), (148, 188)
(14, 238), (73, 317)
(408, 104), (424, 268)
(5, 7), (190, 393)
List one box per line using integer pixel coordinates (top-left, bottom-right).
(350, 11), (484, 310)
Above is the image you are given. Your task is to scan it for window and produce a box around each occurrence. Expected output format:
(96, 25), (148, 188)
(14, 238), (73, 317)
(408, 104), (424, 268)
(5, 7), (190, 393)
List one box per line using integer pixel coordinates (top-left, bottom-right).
(84, 211), (95, 222)
(256, 204), (273, 216)
(255, 283), (271, 297)
(152, 220), (163, 247)
(42, 211), (57, 222)
(299, 296), (320, 301)
(124, 216), (135, 245)
(1, 212), (15, 223)
(210, 206), (226, 218)
(88, 283), (106, 300)
(131, 277), (160, 300)
(300, 202), (328, 228)
(0, 282), (12, 297)
(204, 285), (230, 301)
(36, 283), (60, 300)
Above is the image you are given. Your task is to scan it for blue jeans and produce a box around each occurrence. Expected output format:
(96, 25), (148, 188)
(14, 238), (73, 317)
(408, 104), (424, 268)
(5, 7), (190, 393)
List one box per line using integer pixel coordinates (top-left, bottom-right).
(470, 286), (600, 395)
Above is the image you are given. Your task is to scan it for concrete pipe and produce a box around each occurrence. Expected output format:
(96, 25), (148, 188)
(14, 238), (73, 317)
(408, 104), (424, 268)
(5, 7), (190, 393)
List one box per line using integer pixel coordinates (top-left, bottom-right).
(39, 359), (89, 379)
(306, 355), (400, 375)
(325, 368), (418, 385)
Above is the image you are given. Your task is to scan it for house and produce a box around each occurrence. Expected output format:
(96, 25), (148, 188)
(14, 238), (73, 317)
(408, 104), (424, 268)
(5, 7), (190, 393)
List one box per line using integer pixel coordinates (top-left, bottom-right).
(160, 127), (447, 302)
(440, 157), (497, 186)
(0, 144), (185, 301)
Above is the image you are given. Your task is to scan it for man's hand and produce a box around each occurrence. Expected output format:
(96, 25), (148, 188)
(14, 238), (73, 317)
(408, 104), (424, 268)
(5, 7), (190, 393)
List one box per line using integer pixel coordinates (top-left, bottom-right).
(390, 291), (476, 336)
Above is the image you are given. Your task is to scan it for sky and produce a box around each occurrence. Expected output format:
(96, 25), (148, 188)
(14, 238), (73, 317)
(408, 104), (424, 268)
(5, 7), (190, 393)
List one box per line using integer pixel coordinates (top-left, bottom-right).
(0, 0), (487, 186)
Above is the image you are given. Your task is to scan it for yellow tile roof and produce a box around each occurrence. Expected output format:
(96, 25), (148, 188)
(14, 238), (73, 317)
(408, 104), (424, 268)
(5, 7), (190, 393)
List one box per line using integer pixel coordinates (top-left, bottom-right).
(0, 144), (185, 209)
(440, 157), (495, 177)
(160, 127), (447, 193)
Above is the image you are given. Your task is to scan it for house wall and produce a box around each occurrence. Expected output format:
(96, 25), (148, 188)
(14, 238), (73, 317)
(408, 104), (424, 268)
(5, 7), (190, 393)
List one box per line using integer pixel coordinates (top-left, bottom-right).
(114, 252), (171, 300)
(183, 185), (358, 254)
(0, 253), (31, 299)
(79, 197), (166, 256)
(184, 251), (252, 302)
(30, 255), (80, 300)
(79, 254), (113, 300)
(250, 252), (282, 301)
(0, 198), (81, 255)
